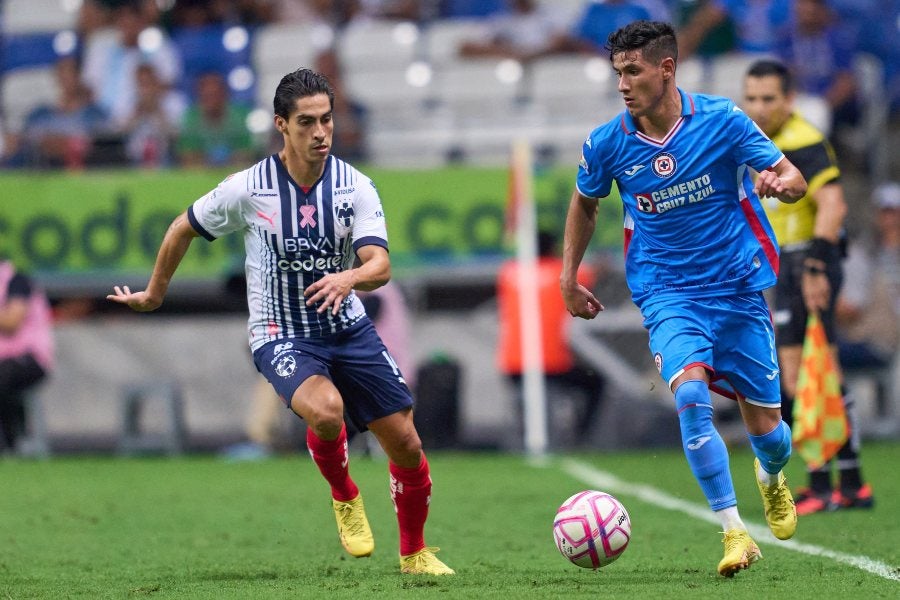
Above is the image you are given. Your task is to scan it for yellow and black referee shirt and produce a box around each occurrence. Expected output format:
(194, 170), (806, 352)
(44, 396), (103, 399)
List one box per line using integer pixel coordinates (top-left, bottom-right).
(762, 112), (841, 248)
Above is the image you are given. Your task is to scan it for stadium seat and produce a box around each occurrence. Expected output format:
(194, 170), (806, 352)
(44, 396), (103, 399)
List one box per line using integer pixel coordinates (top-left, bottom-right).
(336, 20), (422, 74)
(422, 18), (491, 67)
(435, 58), (529, 122)
(1, 0), (77, 33)
(527, 55), (618, 124)
(794, 93), (832, 136)
(172, 24), (255, 104)
(1, 33), (61, 72)
(1, 66), (57, 132)
(708, 52), (773, 102)
(252, 22), (327, 108)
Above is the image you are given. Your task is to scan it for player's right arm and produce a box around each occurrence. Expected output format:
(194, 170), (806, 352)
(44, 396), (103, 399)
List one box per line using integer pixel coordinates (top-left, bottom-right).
(561, 190), (604, 320)
(107, 212), (199, 312)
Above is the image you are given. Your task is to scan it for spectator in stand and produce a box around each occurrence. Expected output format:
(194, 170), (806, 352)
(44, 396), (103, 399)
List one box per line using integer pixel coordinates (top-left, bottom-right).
(8, 56), (110, 170)
(836, 182), (900, 373)
(497, 231), (606, 448)
(0, 261), (54, 453)
(314, 49), (368, 163)
(677, 0), (791, 59)
(123, 63), (186, 168)
(81, 0), (183, 129)
(554, 1), (652, 55)
(176, 71), (257, 168)
(672, 0), (736, 59)
(776, 0), (860, 138)
(457, 0), (571, 63)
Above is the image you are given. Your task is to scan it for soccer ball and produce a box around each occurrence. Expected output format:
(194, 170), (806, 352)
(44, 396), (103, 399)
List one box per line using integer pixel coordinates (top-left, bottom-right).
(553, 490), (631, 569)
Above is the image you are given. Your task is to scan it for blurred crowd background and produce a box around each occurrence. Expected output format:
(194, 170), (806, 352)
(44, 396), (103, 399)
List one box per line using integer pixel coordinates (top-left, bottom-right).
(1, 0), (898, 173)
(1, 0), (898, 455)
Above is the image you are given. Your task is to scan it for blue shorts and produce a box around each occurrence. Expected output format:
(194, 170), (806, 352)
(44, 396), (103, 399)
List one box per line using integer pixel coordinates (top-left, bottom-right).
(252, 318), (414, 431)
(642, 292), (780, 406)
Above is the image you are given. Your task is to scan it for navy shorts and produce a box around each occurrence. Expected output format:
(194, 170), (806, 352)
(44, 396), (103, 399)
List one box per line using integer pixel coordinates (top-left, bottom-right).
(252, 318), (413, 431)
(642, 292), (781, 406)
(772, 248), (843, 346)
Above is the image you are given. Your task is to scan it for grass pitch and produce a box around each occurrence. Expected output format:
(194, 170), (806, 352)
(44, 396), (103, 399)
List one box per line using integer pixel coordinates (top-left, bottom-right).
(1, 443), (897, 599)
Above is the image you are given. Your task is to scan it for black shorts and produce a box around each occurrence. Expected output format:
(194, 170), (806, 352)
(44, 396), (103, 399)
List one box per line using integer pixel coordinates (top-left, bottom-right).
(772, 247), (843, 346)
(253, 318), (413, 432)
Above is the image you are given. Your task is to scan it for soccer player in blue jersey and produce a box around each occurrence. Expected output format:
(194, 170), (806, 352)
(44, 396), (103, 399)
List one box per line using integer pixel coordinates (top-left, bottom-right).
(108, 68), (454, 576)
(560, 21), (806, 577)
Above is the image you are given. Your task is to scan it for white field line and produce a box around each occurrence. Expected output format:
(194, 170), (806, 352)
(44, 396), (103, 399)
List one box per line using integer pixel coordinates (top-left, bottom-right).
(557, 458), (900, 582)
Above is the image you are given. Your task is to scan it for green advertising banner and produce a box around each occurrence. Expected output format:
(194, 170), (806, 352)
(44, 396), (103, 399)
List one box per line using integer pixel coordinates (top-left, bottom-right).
(0, 166), (623, 287)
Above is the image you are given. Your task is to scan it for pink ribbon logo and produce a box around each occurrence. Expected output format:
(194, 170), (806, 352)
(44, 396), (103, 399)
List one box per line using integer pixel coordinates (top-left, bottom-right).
(299, 205), (317, 228)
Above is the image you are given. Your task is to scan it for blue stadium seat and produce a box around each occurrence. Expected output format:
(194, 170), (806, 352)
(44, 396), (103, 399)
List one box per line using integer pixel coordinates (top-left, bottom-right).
(440, 0), (508, 18)
(171, 23), (255, 105)
(1, 32), (60, 72)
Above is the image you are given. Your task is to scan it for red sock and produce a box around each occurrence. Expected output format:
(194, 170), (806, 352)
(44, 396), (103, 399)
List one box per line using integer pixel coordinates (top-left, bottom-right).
(306, 424), (359, 502)
(390, 453), (431, 556)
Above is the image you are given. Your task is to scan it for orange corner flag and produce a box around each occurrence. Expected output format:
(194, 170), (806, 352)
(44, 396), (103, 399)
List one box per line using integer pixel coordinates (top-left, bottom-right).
(792, 312), (848, 469)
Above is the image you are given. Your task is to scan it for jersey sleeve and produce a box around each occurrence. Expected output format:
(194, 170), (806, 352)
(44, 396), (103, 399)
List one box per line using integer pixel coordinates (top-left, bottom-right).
(187, 170), (250, 241)
(727, 104), (784, 172)
(575, 134), (613, 199)
(351, 177), (388, 252)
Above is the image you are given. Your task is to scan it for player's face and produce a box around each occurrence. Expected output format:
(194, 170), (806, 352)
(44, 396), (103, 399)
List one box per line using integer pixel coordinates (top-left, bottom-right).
(742, 75), (792, 137)
(276, 93), (334, 164)
(612, 50), (670, 119)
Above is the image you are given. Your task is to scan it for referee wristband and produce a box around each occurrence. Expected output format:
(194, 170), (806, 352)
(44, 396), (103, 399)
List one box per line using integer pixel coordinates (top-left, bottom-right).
(808, 237), (839, 263)
(804, 263), (826, 276)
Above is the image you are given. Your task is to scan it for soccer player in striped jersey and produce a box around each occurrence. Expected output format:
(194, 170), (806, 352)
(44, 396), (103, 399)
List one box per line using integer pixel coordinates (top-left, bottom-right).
(108, 68), (453, 575)
(560, 21), (806, 577)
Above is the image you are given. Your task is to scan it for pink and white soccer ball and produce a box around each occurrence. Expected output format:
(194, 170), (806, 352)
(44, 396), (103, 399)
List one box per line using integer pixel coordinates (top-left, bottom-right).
(553, 490), (631, 569)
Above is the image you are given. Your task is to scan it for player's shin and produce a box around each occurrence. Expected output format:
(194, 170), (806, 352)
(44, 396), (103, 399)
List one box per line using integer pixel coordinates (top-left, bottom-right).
(748, 420), (792, 477)
(675, 380), (736, 511)
(307, 422), (359, 501)
(390, 453), (431, 556)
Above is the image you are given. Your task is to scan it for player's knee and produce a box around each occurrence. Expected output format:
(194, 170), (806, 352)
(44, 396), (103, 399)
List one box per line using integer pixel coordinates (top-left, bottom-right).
(298, 391), (345, 435)
(675, 380), (714, 441)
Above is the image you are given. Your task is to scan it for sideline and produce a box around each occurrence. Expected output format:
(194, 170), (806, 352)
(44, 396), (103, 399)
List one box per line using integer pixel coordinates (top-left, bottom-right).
(559, 458), (900, 582)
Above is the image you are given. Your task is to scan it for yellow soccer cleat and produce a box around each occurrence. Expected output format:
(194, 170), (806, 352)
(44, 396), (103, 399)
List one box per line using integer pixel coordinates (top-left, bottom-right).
(400, 547), (455, 575)
(754, 458), (797, 540)
(332, 495), (374, 558)
(717, 529), (762, 577)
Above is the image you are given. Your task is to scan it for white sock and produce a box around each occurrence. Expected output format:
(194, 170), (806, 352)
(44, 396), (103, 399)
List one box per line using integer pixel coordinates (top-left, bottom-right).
(715, 506), (746, 531)
(757, 463), (776, 486)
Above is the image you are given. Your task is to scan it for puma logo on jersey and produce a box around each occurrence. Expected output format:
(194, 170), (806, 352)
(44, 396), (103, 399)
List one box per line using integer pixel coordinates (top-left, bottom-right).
(256, 210), (278, 226)
(625, 164), (645, 176)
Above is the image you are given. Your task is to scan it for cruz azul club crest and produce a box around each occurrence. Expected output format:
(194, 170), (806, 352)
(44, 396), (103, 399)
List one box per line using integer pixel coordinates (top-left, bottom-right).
(651, 152), (677, 178)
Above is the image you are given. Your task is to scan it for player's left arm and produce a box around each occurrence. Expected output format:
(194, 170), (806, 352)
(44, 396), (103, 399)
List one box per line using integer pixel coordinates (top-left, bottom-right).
(802, 181), (848, 312)
(304, 245), (390, 315)
(754, 156), (807, 204)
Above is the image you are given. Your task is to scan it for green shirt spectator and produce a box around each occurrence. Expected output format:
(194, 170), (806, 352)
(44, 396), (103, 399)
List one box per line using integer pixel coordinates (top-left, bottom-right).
(176, 72), (256, 168)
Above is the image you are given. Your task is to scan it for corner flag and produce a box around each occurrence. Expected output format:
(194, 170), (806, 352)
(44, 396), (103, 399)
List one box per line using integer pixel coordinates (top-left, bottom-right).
(792, 312), (848, 469)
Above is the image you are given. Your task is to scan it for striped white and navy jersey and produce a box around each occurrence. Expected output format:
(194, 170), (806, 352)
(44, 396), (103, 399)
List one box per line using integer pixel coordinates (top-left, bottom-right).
(188, 154), (388, 350)
(576, 88), (785, 310)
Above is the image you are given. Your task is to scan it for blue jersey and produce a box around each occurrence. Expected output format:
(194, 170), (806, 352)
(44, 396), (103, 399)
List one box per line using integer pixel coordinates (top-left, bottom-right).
(188, 154), (388, 349)
(577, 89), (784, 310)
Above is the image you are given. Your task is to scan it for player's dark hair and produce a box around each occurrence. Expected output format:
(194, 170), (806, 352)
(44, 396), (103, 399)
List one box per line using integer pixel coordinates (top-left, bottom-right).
(606, 20), (678, 66)
(274, 68), (334, 119)
(746, 59), (794, 95)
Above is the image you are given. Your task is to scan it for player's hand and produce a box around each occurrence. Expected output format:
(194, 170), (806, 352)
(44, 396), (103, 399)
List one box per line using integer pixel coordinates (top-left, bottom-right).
(561, 282), (604, 320)
(304, 272), (354, 315)
(801, 270), (831, 312)
(106, 285), (162, 312)
(753, 169), (788, 201)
